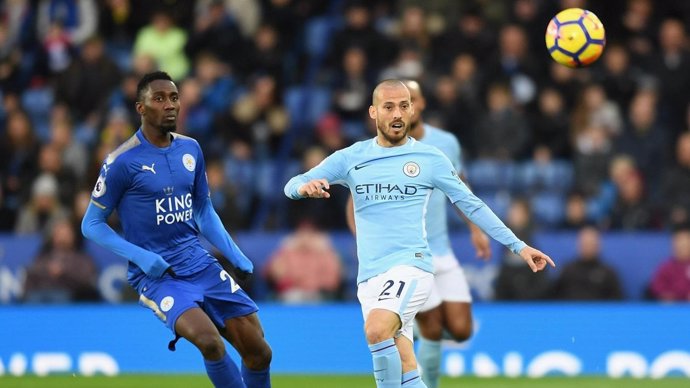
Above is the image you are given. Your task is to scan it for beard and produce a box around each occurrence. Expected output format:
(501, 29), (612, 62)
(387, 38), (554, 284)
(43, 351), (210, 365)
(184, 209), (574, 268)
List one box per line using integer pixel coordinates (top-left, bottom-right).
(160, 122), (177, 133)
(378, 120), (409, 145)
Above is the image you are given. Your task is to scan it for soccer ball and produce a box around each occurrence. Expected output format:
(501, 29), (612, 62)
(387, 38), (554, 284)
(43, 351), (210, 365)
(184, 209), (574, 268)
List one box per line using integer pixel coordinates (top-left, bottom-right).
(545, 8), (606, 68)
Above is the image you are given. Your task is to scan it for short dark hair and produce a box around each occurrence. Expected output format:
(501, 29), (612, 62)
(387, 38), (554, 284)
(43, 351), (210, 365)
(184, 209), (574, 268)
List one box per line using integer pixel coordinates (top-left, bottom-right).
(136, 71), (173, 102)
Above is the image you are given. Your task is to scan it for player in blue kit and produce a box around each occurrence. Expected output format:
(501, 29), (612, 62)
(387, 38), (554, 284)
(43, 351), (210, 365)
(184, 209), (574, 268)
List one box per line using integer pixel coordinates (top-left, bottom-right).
(285, 79), (554, 388)
(81, 71), (272, 388)
(346, 80), (491, 388)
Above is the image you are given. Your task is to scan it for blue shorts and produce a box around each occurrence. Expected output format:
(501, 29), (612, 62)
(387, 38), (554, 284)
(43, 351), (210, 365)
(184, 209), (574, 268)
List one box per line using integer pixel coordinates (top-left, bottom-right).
(137, 262), (258, 335)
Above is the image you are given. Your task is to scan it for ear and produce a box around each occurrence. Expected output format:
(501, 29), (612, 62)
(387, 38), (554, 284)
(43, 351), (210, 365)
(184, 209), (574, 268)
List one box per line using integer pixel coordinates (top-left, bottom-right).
(135, 101), (144, 116)
(368, 105), (376, 120)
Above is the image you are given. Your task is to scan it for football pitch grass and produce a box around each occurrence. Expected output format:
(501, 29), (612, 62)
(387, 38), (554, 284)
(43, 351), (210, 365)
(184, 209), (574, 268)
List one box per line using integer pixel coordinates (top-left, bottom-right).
(2, 375), (688, 388)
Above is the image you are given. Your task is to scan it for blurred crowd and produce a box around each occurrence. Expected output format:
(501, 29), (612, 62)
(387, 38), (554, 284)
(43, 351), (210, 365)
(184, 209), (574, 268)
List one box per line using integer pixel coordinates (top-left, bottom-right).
(2, 0), (690, 303)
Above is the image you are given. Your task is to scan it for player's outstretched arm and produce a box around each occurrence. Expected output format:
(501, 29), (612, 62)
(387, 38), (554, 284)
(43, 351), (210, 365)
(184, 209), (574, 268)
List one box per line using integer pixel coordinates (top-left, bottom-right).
(518, 246), (555, 272)
(81, 201), (172, 278)
(193, 197), (253, 274)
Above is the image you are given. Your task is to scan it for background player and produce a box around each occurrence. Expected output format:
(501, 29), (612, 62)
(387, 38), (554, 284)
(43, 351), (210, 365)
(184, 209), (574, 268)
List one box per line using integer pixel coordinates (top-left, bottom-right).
(81, 71), (272, 388)
(285, 79), (554, 388)
(346, 79), (491, 388)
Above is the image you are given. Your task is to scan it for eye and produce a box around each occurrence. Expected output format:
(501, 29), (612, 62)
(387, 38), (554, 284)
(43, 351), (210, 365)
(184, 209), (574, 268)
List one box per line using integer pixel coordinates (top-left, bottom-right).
(171, 95), (179, 102)
(154, 96), (163, 102)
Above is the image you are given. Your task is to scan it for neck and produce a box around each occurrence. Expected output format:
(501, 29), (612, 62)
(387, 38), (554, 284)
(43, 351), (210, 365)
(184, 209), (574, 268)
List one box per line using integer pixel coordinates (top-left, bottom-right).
(376, 134), (409, 148)
(408, 121), (425, 140)
(141, 126), (172, 148)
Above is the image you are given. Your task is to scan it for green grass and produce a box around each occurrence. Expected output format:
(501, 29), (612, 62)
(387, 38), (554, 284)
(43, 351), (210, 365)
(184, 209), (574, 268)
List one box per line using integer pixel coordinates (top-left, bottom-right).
(1, 375), (688, 388)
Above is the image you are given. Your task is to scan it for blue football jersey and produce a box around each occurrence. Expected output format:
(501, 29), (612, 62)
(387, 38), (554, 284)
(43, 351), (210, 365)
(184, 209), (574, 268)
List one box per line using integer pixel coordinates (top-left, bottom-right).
(285, 137), (524, 283)
(90, 130), (215, 283)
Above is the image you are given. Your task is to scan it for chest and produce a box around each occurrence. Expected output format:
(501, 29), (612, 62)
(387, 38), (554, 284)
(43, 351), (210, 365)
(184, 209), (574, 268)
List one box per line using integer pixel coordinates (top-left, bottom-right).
(129, 151), (197, 198)
(348, 156), (432, 200)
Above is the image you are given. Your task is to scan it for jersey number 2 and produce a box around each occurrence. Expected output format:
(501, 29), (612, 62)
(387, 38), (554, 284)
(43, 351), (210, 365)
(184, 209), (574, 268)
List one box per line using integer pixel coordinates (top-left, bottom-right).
(220, 270), (241, 293)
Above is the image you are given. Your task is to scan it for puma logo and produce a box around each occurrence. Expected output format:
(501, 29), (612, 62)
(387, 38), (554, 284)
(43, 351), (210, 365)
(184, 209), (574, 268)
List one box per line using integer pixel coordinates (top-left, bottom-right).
(142, 163), (156, 174)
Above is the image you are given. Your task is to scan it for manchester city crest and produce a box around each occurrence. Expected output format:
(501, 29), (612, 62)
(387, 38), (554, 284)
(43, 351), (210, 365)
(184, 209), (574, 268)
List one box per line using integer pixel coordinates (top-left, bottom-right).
(403, 162), (420, 177)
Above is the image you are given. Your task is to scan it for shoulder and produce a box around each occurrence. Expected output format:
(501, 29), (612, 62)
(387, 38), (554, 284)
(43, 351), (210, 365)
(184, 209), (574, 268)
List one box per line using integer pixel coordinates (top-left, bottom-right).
(105, 134), (143, 166)
(172, 132), (201, 147)
(424, 124), (461, 148)
(411, 138), (446, 156)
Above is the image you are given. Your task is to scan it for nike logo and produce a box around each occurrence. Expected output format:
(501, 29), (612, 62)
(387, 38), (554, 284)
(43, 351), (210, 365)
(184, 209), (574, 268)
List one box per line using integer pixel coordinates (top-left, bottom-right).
(354, 164), (370, 170)
(377, 297), (394, 301)
(142, 163), (156, 174)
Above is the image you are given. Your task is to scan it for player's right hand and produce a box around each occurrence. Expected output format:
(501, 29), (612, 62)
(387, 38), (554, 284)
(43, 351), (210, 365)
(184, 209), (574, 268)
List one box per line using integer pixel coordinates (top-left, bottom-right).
(298, 179), (331, 198)
(165, 267), (178, 278)
(142, 251), (173, 278)
(519, 246), (555, 273)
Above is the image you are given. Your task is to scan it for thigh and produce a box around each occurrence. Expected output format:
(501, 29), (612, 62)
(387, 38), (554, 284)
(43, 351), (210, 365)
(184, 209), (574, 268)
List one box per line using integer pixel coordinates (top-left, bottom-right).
(221, 313), (269, 358)
(175, 306), (222, 342)
(442, 301), (473, 331)
(358, 265), (434, 342)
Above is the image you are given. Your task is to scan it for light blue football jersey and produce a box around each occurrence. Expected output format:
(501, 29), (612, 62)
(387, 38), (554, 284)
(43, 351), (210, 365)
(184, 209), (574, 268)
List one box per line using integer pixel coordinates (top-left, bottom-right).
(90, 130), (215, 283)
(285, 137), (525, 283)
(419, 124), (462, 256)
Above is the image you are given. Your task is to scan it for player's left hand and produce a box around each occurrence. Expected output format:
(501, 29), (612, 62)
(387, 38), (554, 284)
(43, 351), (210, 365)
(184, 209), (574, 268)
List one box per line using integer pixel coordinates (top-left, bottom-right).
(470, 229), (491, 260)
(519, 246), (555, 272)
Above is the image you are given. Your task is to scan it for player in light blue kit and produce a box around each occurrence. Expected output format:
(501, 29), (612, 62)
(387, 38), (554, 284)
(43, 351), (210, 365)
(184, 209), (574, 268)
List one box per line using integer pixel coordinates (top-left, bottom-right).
(346, 80), (491, 388)
(82, 71), (272, 388)
(284, 79), (554, 388)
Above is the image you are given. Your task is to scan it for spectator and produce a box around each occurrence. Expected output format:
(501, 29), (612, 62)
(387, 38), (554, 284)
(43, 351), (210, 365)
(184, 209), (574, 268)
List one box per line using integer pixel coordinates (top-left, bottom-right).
(217, 74), (288, 159)
(36, 0), (98, 46)
(594, 42), (641, 114)
(607, 169), (656, 230)
(54, 35), (122, 124)
(48, 113), (89, 179)
(430, 4), (495, 71)
(186, 0), (246, 70)
(97, 0), (139, 69)
(649, 226), (690, 302)
(571, 83), (623, 141)
(531, 86), (571, 159)
(572, 125), (614, 198)
(552, 226), (624, 300)
(0, 110), (41, 211)
(560, 191), (590, 230)
(35, 143), (78, 207)
(132, 10), (189, 80)
(331, 46), (374, 140)
(615, 89), (670, 191)
(239, 23), (284, 82)
(660, 131), (690, 228)
(23, 218), (100, 303)
(652, 18), (690, 138)
(482, 24), (541, 107)
(328, 1), (395, 76)
(264, 218), (343, 302)
(14, 173), (70, 236)
(494, 198), (550, 300)
(474, 82), (531, 160)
